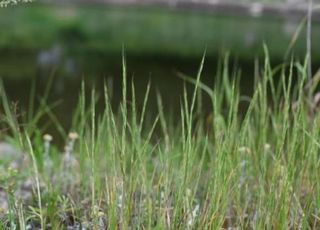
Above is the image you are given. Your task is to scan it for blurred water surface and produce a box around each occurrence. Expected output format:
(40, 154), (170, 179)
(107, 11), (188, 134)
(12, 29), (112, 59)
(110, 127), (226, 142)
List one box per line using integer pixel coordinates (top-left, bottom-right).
(0, 2), (319, 138)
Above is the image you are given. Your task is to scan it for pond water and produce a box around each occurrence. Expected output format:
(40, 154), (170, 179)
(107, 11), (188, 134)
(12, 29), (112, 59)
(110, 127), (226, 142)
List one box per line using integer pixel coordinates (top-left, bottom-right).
(2, 49), (258, 144)
(1, 4), (319, 140)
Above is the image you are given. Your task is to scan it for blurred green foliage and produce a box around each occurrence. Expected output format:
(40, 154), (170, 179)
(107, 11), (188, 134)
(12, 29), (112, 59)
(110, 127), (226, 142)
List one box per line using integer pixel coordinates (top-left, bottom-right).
(0, 4), (316, 58)
(0, 3), (318, 81)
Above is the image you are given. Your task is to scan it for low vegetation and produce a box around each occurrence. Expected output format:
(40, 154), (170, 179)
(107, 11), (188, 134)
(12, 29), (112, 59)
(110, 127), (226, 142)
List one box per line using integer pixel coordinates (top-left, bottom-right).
(0, 50), (320, 229)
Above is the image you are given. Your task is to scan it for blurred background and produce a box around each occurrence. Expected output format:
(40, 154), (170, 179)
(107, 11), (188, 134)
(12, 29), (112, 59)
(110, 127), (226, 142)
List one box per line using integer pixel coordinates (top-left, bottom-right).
(0, 0), (319, 136)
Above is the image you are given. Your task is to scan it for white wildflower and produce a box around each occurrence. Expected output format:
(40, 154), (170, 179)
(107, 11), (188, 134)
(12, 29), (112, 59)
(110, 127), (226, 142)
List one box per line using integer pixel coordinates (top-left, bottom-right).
(43, 134), (53, 172)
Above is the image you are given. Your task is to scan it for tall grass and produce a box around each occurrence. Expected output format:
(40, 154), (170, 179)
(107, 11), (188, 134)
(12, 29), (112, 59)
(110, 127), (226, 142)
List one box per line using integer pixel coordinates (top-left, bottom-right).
(0, 51), (320, 229)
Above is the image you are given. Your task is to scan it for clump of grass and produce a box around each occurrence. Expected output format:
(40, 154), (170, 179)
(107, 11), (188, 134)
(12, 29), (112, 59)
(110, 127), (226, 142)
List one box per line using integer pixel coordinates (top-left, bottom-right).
(0, 51), (320, 229)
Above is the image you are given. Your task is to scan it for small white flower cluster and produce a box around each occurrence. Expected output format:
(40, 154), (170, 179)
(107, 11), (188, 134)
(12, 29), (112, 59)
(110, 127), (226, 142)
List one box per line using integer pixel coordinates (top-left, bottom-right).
(42, 132), (79, 191)
(43, 134), (53, 174)
(0, 0), (32, 7)
(60, 132), (79, 192)
(62, 132), (79, 170)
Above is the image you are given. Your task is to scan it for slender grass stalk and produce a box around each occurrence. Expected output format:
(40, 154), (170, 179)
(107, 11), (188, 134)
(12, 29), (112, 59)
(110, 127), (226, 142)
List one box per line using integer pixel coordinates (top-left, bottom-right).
(0, 80), (22, 145)
(90, 88), (96, 209)
(307, 0), (313, 83)
(25, 133), (44, 229)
